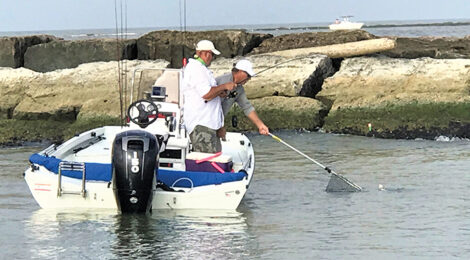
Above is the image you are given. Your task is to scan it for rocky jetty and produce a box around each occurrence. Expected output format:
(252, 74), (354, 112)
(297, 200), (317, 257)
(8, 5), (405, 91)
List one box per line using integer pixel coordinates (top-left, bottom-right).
(0, 60), (167, 144)
(0, 60), (168, 120)
(1, 29), (470, 145)
(0, 35), (59, 68)
(137, 30), (271, 68)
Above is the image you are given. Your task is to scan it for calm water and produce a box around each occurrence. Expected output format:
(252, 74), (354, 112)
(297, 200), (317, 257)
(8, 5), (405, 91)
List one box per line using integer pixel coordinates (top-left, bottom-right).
(1, 131), (470, 259)
(1, 19), (470, 39)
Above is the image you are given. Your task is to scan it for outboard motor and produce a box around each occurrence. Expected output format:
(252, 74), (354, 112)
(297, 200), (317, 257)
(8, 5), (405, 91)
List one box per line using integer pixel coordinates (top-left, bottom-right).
(112, 130), (159, 213)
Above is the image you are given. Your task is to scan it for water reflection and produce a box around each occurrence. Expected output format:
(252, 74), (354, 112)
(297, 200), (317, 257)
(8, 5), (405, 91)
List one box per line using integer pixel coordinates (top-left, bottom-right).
(25, 209), (117, 259)
(25, 208), (254, 259)
(112, 210), (253, 259)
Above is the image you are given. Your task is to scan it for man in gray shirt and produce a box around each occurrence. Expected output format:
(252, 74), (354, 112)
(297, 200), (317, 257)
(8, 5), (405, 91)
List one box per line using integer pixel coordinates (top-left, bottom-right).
(215, 60), (269, 138)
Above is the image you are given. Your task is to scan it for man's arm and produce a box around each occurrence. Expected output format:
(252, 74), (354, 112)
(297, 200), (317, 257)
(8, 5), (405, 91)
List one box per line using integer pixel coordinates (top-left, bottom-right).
(247, 110), (269, 135)
(235, 88), (269, 135)
(202, 82), (236, 101)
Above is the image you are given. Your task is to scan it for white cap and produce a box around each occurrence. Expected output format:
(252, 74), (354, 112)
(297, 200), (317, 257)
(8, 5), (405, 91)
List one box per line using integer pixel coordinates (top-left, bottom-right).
(195, 40), (221, 55)
(235, 59), (255, 77)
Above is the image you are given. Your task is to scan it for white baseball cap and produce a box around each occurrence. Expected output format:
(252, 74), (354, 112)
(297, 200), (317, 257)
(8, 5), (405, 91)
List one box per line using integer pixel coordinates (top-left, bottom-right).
(195, 40), (221, 55)
(235, 60), (255, 77)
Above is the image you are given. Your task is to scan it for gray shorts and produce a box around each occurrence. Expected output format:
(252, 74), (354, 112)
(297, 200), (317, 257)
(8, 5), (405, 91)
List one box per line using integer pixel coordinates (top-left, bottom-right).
(189, 125), (222, 153)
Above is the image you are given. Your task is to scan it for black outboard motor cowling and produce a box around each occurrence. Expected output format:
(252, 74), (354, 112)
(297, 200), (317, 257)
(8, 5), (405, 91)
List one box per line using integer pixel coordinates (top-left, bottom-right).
(112, 130), (159, 213)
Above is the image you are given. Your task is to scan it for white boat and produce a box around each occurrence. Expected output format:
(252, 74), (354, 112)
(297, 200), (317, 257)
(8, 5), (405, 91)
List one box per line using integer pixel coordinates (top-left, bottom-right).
(329, 16), (364, 30)
(24, 68), (255, 213)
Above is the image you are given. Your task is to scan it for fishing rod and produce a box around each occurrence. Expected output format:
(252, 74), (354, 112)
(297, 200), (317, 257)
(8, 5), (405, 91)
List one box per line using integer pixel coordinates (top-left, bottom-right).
(114, 0), (124, 126)
(180, 0), (188, 67)
(251, 54), (318, 78)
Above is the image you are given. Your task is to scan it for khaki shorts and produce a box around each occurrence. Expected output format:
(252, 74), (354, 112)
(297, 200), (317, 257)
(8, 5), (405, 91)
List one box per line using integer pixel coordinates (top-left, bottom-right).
(189, 125), (222, 153)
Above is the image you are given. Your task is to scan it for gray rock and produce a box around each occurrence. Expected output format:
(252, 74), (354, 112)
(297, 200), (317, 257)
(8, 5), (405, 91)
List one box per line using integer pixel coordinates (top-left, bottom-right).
(24, 39), (137, 72)
(210, 54), (332, 99)
(379, 36), (470, 59)
(136, 30), (272, 68)
(318, 56), (470, 110)
(318, 56), (470, 138)
(0, 35), (59, 68)
(251, 30), (376, 54)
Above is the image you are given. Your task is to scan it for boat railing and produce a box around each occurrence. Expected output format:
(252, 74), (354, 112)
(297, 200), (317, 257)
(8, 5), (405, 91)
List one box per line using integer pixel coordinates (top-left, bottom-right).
(41, 144), (57, 156)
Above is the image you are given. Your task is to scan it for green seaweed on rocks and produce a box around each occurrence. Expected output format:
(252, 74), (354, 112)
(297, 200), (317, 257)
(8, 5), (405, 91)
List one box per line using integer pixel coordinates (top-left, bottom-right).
(62, 116), (121, 140)
(0, 119), (69, 146)
(323, 102), (470, 139)
(0, 116), (121, 146)
(225, 105), (324, 132)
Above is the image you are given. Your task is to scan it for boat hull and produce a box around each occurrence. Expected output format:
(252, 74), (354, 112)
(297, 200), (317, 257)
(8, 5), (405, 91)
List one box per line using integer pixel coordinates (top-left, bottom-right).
(25, 167), (251, 210)
(24, 127), (255, 211)
(329, 22), (364, 30)
(25, 167), (118, 210)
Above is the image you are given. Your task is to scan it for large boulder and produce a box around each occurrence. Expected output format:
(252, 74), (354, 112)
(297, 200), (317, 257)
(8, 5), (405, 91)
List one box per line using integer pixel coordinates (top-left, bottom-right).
(0, 60), (168, 121)
(251, 30), (376, 54)
(317, 56), (470, 139)
(136, 30), (272, 68)
(379, 36), (470, 59)
(0, 35), (59, 68)
(24, 39), (137, 72)
(209, 53), (331, 131)
(210, 53), (335, 99)
(0, 67), (38, 119)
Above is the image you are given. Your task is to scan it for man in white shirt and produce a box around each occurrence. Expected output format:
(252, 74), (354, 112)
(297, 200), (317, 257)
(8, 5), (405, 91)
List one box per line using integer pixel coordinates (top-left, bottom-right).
(182, 40), (236, 153)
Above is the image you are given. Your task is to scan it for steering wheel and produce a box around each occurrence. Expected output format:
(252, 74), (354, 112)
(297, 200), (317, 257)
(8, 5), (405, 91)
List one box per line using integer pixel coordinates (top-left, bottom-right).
(127, 99), (159, 128)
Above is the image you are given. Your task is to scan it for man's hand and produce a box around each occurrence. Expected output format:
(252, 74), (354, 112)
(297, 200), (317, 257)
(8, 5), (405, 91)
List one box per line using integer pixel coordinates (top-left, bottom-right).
(219, 90), (229, 98)
(203, 82), (236, 101)
(247, 111), (269, 135)
(217, 126), (227, 141)
(258, 124), (269, 135)
(224, 82), (237, 92)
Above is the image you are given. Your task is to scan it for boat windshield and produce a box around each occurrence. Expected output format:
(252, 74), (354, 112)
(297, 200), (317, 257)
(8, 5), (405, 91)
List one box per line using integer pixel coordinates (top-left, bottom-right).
(130, 68), (183, 106)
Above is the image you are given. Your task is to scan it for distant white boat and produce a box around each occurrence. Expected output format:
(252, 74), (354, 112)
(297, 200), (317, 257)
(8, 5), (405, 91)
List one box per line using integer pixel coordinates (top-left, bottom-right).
(329, 16), (364, 30)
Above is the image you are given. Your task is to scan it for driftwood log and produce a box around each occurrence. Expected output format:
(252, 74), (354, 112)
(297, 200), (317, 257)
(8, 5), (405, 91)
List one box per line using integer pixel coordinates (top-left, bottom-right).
(270, 38), (397, 58)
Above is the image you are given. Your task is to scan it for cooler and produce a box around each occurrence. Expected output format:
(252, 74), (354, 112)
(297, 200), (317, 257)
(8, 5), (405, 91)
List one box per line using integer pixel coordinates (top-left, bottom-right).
(185, 152), (233, 173)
